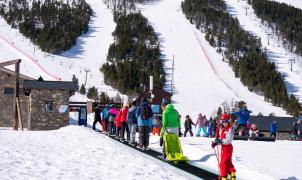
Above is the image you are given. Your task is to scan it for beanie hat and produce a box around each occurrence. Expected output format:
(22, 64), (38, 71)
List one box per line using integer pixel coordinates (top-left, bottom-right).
(161, 98), (169, 106)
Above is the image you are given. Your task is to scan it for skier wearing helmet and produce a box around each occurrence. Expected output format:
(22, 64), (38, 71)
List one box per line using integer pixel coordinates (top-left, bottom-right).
(212, 114), (236, 180)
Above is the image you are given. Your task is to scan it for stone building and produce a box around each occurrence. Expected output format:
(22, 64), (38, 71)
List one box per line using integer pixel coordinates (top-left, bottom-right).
(0, 67), (78, 130)
(0, 66), (34, 129)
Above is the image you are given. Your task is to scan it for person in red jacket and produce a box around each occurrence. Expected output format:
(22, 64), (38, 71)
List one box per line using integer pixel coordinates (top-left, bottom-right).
(115, 102), (129, 142)
(212, 114), (236, 180)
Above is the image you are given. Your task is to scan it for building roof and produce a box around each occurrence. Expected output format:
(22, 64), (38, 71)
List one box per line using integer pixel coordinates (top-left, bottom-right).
(249, 116), (298, 132)
(23, 80), (78, 91)
(135, 87), (172, 105)
(0, 66), (34, 80)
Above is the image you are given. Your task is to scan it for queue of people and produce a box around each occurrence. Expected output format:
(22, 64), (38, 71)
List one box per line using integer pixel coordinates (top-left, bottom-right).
(95, 101), (301, 143)
(93, 98), (239, 179)
(91, 98), (302, 180)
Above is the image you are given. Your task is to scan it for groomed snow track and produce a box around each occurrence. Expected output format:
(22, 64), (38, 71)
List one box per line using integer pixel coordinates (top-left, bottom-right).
(104, 133), (219, 180)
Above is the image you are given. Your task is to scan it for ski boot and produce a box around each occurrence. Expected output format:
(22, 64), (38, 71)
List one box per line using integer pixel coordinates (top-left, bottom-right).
(230, 172), (236, 180)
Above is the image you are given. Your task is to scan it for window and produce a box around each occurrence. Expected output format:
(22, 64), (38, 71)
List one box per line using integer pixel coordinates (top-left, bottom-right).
(45, 100), (53, 112)
(4, 87), (14, 95)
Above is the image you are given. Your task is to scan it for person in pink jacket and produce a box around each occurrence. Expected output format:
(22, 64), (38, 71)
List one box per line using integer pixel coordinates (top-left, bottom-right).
(195, 113), (205, 137)
(108, 106), (118, 136)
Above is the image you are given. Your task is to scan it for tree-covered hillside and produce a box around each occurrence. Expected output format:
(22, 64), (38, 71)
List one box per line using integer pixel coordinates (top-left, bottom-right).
(101, 13), (165, 95)
(249, 0), (302, 56)
(0, 0), (92, 53)
(101, 0), (165, 95)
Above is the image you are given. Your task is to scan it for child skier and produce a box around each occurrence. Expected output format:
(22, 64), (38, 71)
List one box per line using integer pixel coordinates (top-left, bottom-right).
(212, 114), (236, 180)
(195, 113), (205, 137)
(152, 115), (161, 136)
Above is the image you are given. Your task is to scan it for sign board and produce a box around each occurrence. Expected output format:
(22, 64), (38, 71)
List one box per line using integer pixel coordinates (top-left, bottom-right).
(151, 104), (160, 114)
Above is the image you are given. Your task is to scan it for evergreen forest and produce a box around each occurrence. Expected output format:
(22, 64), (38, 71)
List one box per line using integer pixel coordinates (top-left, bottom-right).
(101, 13), (165, 95)
(0, 0), (92, 53)
(249, 0), (302, 56)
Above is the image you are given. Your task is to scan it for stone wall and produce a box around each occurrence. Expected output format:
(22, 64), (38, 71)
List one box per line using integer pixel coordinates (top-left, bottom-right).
(29, 89), (69, 130)
(262, 131), (290, 140)
(0, 70), (29, 128)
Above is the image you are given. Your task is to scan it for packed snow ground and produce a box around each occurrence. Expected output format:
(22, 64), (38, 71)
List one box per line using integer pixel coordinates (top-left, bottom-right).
(0, 126), (186, 180)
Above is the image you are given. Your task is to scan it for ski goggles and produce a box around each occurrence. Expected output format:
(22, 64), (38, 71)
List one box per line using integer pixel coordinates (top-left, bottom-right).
(220, 120), (230, 123)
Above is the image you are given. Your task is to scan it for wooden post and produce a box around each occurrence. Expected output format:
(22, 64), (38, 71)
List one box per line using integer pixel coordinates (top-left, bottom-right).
(16, 98), (23, 130)
(1, 59), (23, 130)
(13, 59), (23, 130)
(28, 94), (32, 130)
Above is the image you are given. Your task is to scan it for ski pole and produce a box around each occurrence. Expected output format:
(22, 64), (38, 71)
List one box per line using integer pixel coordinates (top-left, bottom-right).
(213, 145), (221, 178)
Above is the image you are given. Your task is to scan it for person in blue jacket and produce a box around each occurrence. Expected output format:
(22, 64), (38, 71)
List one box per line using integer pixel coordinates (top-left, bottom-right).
(232, 104), (251, 136)
(101, 104), (110, 133)
(269, 121), (278, 138)
(136, 98), (153, 150)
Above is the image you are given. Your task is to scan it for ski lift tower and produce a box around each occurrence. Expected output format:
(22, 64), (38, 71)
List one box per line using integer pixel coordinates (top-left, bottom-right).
(289, 58), (295, 71)
(84, 68), (90, 86)
(266, 32), (272, 46)
(244, 6), (249, 16)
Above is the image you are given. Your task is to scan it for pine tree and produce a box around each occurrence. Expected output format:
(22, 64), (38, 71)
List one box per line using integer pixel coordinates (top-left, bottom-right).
(87, 86), (98, 100)
(114, 93), (122, 103)
(217, 107), (223, 117)
(79, 84), (86, 95)
(72, 74), (79, 90)
(99, 92), (108, 104)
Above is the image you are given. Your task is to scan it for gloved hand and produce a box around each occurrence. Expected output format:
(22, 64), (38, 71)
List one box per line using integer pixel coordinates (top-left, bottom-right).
(159, 138), (164, 147)
(211, 138), (221, 148)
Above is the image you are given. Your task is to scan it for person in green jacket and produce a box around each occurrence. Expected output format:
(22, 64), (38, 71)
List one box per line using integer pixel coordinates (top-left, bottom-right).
(160, 98), (181, 158)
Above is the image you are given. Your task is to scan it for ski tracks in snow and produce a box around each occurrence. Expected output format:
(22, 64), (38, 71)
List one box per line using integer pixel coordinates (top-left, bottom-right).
(0, 33), (61, 80)
(192, 31), (241, 99)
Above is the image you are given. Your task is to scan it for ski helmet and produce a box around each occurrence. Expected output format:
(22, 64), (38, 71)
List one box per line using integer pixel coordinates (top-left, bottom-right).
(220, 114), (230, 122)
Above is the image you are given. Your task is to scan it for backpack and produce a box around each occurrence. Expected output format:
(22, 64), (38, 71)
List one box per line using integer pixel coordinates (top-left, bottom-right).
(140, 105), (149, 120)
(127, 108), (137, 123)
